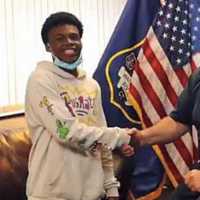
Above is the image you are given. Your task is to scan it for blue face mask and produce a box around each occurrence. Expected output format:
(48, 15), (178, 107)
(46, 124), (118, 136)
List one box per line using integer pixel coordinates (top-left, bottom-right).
(53, 55), (82, 70)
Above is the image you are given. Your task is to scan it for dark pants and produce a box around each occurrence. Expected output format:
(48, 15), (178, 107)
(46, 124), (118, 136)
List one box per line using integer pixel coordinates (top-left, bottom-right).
(169, 182), (200, 200)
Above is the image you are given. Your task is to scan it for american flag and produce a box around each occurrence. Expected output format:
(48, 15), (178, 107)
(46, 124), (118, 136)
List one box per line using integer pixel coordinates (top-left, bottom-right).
(129, 0), (200, 186)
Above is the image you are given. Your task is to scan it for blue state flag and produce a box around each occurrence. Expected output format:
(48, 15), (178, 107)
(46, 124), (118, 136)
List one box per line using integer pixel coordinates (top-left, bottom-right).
(93, 0), (164, 199)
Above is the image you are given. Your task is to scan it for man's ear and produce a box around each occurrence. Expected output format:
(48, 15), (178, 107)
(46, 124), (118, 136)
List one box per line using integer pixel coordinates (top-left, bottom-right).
(45, 43), (52, 52)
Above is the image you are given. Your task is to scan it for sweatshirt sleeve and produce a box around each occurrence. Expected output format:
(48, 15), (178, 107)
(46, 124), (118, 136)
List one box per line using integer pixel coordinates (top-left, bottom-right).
(25, 72), (130, 151)
(93, 83), (119, 197)
(101, 146), (119, 197)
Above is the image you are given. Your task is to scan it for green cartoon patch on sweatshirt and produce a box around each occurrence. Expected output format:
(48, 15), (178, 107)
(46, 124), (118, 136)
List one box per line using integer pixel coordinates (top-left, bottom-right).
(56, 119), (70, 139)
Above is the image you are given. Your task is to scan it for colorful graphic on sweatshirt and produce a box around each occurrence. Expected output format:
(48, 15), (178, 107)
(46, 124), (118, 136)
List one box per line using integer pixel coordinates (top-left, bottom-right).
(56, 119), (70, 139)
(60, 91), (95, 116)
(39, 96), (54, 115)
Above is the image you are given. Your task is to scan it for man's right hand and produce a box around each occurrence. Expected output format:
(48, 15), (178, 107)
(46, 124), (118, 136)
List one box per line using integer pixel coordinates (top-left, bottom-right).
(128, 129), (142, 151)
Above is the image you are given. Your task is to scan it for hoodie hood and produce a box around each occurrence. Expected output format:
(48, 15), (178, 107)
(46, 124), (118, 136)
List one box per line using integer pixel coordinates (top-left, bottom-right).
(36, 61), (86, 80)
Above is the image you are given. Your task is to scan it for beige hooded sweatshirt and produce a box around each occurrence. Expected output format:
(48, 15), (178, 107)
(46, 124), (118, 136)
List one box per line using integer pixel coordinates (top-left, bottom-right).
(25, 61), (130, 200)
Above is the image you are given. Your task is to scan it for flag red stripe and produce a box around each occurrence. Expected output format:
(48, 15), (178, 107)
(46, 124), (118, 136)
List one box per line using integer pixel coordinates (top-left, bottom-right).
(175, 59), (197, 88)
(191, 59), (197, 72)
(174, 139), (193, 166)
(129, 83), (152, 126)
(129, 78), (142, 107)
(143, 40), (178, 107)
(159, 144), (183, 183)
(175, 68), (191, 88)
(134, 65), (167, 119)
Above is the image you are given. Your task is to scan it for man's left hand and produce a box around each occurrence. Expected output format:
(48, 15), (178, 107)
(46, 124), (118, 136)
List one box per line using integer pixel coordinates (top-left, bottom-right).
(184, 169), (200, 192)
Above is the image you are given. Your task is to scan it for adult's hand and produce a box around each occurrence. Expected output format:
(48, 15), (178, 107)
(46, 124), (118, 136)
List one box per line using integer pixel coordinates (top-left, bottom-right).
(128, 129), (142, 151)
(184, 169), (200, 192)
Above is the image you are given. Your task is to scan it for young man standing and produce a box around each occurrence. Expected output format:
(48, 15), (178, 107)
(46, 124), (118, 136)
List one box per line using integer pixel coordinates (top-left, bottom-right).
(25, 12), (133, 200)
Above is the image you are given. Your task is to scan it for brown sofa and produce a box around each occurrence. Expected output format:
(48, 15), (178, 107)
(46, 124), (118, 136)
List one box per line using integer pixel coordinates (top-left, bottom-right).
(0, 112), (31, 200)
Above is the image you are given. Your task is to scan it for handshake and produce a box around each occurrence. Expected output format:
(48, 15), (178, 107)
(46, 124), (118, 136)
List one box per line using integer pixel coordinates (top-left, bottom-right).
(121, 128), (142, 157)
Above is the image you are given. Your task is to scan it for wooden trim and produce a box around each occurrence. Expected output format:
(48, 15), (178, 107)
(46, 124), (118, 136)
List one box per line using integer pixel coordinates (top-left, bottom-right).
(0, 104), (24, 119)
